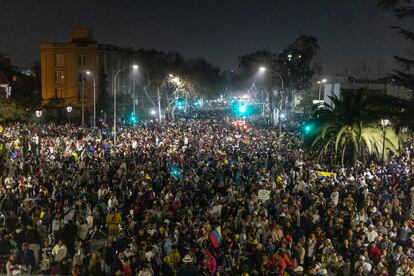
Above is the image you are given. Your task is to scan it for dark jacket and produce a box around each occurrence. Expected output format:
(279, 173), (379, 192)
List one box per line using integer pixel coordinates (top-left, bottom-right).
(177, 264), (198, 276)
(17, 249), (36, 268)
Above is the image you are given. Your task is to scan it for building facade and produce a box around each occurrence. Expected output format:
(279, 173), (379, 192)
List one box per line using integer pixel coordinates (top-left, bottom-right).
(321, 76), (412, 107)
(40, 28), (134, 123)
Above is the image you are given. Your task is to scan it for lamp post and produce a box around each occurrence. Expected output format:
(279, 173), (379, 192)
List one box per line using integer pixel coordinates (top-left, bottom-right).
(113, 64), (138, 145)
(81, 77), (85, 127)
(85, 71), (96, 128)
(150, 109), (157, 118)
(317, 78), (327, 101)
(66, 106), (72, 124)
(258, 66), (284, 127)
(35, 110), (42, 124)
(380, 119), (391, 163)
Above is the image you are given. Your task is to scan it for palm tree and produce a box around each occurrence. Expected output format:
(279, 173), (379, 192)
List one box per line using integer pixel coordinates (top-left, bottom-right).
(304, 90), (401, 166)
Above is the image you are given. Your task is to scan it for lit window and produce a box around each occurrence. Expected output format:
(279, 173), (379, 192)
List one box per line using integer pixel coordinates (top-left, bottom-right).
(55, 71), (64, 84)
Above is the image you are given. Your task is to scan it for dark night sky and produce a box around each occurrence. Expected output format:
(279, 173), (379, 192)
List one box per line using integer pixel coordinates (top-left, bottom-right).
(0, 0), (411, 75)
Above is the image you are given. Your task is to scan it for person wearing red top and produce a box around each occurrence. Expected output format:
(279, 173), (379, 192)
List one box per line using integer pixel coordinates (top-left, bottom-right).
(271, 250), (296, 276)
(368, 242), (382, 264)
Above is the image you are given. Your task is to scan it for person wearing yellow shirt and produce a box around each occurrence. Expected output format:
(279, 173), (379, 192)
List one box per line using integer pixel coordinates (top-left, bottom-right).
(106, 208), (121, 236)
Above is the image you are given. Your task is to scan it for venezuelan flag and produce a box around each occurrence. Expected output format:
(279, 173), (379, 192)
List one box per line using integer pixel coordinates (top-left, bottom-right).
(316, 171), (337, 178)
(209, 226), (222, 248)
(217, 150), (226, 159)
(15, 146), (23, 157)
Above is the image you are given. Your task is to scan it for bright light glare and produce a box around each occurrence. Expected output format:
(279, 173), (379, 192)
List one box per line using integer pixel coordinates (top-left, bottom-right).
(259, 67), (267, 73)
(86, 71), (91, 75)
(280, 113), (286, 119)
(150, 110), (156, 115)
(239, 105), (247, 113)
(132, 65), (139, 70)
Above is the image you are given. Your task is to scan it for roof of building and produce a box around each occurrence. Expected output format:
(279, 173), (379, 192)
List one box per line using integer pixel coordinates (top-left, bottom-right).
(0, 70), (9, 87)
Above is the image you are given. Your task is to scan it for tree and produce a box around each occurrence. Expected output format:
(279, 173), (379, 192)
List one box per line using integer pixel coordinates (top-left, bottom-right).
(377, 0), (414, 130)
(237, 36), (320, 122)
(184, 58), (225, 99)
(277, 35), (321, 91)
(377, 0), (414, 89)
(305, 90), (401, 166)
(0, 96), (29, 121)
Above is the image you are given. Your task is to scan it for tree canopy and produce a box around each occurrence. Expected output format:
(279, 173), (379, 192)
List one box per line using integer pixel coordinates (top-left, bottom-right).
(304, 90), (401, 166)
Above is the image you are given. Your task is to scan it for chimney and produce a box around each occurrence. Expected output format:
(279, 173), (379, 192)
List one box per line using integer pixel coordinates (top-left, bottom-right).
(70, 28), (94, 43)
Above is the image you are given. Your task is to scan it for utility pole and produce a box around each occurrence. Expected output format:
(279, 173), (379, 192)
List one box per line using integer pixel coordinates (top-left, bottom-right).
(133, 69), (136, 118)
(157, 87), (162, 122)
(81, 79), (85, 127)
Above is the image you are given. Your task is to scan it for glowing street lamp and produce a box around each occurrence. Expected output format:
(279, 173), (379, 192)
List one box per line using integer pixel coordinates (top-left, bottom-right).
(113, 64), (138, 145)
(258, 66), (285, 127)
(317, 78), (327, 100)
(85, 70), (96, 128)
(66, 106), (72, 124)
(35, 110), (42, 118)
(150, 109), (156, 116)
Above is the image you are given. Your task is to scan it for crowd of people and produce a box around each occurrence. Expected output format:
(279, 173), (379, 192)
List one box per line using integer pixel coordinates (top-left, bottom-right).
(0, 118), (413, 275)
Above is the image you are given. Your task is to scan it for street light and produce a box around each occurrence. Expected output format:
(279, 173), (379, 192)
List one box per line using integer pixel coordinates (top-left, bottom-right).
(150, 109), (156, 116)
(113, 64), (138, 145)
(317, 78), (327, 100)
(66, 106), (72, 124)
(35, 110), (42, 124)
(258, 66), (285, 127)
(380, 119), (391, 163)
(85, 70), (96, 128)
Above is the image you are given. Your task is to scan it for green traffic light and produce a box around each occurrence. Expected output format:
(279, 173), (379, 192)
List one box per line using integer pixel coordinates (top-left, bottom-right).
(238, 105), (247, 113)
(176, 98), (185, 109)
(129, 113), (138, 124)
(304, 123), (313, 134)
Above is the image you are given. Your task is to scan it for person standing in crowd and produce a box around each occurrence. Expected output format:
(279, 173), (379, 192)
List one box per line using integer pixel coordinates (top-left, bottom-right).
(0, 118), (412, 275)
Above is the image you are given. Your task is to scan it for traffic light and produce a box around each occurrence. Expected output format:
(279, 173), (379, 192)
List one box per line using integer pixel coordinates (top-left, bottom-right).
(176, 98), (185, 110)
(303, 123), (313, 135)
(129, 113), (138, 124)
(194, 99), (203, 108)
(238, 105), (247, 113)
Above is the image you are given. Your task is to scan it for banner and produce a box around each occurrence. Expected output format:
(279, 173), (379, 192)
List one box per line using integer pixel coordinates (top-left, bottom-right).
(316, 171), (337, 178)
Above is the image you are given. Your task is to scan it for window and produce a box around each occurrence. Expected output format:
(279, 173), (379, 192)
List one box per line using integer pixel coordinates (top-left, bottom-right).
(55, 71), (64, 84)
(54, 88), (63, 98)
(78, 54), (87, 66)
(55, 54), (64, 67)
(78, 72), (85, 83)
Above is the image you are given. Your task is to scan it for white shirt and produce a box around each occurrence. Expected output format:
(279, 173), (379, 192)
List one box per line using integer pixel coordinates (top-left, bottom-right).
(366, 230), (379, 242)
(52, 244), (67, 262)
